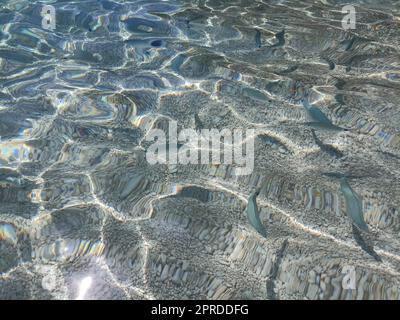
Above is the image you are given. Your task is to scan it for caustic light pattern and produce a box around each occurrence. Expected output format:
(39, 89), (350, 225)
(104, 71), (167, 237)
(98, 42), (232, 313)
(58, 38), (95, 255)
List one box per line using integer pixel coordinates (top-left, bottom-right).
(1, 0), (400, 300)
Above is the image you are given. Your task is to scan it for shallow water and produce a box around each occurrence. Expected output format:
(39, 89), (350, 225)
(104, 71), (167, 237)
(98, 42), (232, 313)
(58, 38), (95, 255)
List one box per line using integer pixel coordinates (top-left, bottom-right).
(1, 0), (400, 300)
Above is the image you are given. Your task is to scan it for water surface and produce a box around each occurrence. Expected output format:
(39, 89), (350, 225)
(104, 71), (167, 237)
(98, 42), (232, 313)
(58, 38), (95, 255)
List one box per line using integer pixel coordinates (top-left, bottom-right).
(1, 0), (400, 300)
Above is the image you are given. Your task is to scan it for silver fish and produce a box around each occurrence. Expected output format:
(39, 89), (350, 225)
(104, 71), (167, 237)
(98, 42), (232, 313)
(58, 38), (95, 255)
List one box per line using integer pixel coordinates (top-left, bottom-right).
(340, 178), (369, 232)
(255, 29), (262, 48)
(302, 100), (345, 131)
(246, 188), (267, 237)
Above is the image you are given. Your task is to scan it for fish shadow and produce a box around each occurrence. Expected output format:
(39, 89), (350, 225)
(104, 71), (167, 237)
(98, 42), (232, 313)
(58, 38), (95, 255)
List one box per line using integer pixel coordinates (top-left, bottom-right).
(352, 224), (382, 262)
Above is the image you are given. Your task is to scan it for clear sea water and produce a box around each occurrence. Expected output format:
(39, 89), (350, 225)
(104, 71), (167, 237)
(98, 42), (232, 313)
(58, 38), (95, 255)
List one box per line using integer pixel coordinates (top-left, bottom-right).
(1, 0), (400, 299)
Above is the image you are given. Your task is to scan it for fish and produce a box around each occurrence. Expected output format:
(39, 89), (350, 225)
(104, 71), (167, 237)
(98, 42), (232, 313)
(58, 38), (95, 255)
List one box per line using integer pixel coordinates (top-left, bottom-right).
(255, 29), (262, 48)
(341, 37), (356, 51)
(120, 174), (146, 200)
(307, 105), (333, 125)
(302, 100), (346, 131)
(340, 178), (369, 232)
(339, 35), (370, 52)
(170, 53), (187, 73)
(194, 113), (203, 132)
(276, 65), (298, 75)
(246, 188), (267, 237)
(304, 122), (347, 131)
(243, 87), (269, 102)
(75, 11), (96, 32)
